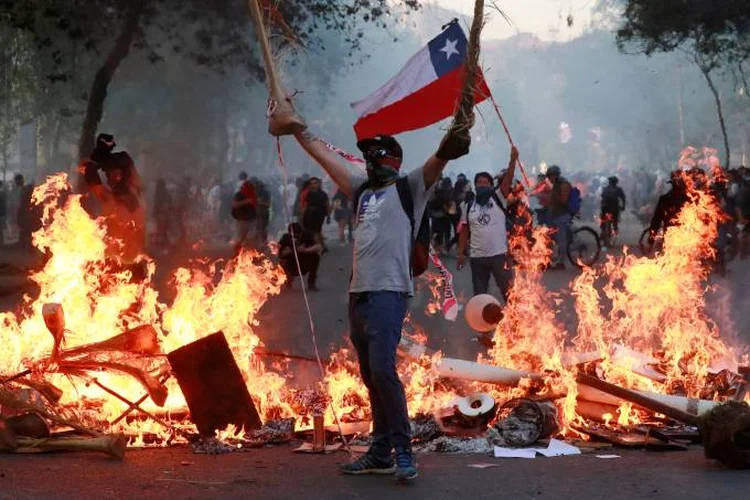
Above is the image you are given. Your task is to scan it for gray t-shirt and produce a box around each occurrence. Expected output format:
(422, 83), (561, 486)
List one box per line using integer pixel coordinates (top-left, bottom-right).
(350, 167), (431, 295)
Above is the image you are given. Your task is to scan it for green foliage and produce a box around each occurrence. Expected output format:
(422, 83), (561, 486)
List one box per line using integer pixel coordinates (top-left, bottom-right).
(616, 0), (750, 70)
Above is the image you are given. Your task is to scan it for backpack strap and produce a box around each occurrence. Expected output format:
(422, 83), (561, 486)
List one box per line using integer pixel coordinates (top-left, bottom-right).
(395, 176), (416, 236)
(465, 191), (509, 219)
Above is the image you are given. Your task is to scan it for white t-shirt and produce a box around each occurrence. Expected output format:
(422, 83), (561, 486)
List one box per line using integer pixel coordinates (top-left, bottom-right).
(461, 189), (508, 258)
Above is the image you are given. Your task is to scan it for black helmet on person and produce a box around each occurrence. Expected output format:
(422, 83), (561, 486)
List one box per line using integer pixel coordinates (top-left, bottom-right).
(546, 165), (561, 178)
(608, 176), (618, 185)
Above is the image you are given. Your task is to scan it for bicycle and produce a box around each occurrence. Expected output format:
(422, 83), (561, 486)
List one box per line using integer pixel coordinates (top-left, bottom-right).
(600, 213), (618, 249)
(516, 210), (601, 268)
(638, 223), (739, 264)
(565, 217), (602, 267)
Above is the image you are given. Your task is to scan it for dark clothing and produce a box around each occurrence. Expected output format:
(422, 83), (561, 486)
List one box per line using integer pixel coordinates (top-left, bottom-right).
(256, 183), (271, 243)
(470, 254), (513, 301)
(17, 184), (41, 254)
(279, 229), (319, 285)
(430, 186), (452, 248)
(601, 185), (626, 213)
(152, 191), (173, 245)
(333, 191), (352, 221)
(349, 291), (411, 459)
(302, 190), (329, 234)
(649, 189), (689, 234)
(232, 192), (257, 221)
(281, 253), (319, 286)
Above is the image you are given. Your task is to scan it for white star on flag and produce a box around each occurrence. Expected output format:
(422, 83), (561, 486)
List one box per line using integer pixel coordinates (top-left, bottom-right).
(440, 39), (459, 60)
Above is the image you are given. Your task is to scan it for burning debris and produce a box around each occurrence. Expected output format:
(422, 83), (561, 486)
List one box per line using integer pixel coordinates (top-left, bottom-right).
(0, 164), (747, 470)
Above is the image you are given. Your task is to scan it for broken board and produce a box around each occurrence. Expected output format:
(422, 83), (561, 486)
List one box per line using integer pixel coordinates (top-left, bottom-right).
(168, 331), (262, 435)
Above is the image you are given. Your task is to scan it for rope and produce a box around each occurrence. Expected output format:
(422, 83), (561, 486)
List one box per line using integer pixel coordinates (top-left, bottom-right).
(274, 137), (353, 455)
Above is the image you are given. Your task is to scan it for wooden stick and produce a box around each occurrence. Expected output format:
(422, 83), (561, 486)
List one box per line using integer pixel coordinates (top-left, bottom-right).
(576, 373), (700, 426)
(91, 379), (172, 430)
(488, 93), (532, 188)
(109, 374), (171, 426)
(247, 0), (305, 136)
(0, 369), (32, 386)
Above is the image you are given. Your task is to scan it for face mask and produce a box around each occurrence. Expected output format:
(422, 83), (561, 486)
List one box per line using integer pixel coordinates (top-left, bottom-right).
(475, 186), (493, 205)
(366, 160), (399, 186)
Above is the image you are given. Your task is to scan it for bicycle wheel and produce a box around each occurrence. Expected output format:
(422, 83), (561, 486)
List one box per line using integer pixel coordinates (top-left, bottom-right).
(601, 221), (617, 248)
(567, 226), (601, 267)
(638, 228), (653, 256)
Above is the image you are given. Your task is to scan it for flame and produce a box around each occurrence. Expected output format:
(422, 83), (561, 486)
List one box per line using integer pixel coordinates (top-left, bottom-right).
(2, 149), (745, 447)
(0, 174), (292, 443)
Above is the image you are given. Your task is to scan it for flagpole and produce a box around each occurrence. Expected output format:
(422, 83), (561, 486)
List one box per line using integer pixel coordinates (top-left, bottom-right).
(488, 93), (532, 188)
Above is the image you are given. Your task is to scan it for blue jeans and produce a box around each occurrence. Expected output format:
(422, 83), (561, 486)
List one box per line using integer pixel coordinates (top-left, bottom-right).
(470, 254), (513, 301)
(349, 291), (411, 458)
(550, 213), (573, 264)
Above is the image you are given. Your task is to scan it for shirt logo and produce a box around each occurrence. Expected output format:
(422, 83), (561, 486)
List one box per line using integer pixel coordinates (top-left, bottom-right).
(358, 191), (387, 223)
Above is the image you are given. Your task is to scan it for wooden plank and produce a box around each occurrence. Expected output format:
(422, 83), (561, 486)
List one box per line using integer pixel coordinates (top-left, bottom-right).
(167, 332), (262, 436)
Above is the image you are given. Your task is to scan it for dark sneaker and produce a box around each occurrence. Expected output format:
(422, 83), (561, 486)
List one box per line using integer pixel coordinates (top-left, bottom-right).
(340, 453), (395, 475)
(394, 450), (418, 482)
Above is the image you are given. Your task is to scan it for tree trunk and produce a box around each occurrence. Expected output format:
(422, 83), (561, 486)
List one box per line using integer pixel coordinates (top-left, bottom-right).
(698, 61), (731, 168)
(76, 0), (145, 162)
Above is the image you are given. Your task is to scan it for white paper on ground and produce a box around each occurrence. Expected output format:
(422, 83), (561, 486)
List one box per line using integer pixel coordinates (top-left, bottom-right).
(467, 463), (501, 468)
(595, 454), (621, 459)
(493, 447), (538, 459)
(537, 439), (581, 457)
(493, 439), (581, 459)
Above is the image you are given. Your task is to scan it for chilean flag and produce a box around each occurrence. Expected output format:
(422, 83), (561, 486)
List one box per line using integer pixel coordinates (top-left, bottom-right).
(351, 20), (491, 140)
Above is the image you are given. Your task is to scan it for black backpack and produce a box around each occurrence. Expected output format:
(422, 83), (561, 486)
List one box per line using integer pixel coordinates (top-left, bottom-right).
(354, 177), (431, 277)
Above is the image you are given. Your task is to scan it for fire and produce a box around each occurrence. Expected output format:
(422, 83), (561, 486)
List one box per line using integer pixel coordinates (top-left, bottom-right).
(0, 174), (292, 443)
(2, 150), (745, 446)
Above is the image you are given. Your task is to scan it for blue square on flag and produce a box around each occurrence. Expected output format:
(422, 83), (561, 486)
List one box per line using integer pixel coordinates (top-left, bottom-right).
(427, 22), (467, 77)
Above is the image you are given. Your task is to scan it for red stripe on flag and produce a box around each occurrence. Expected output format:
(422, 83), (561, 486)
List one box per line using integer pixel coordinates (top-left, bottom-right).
(353, 67), (491, 140)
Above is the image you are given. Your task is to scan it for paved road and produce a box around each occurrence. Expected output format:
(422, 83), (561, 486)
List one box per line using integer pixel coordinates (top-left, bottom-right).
(1, 217), (750, 498)
(1, 446), (749, 500)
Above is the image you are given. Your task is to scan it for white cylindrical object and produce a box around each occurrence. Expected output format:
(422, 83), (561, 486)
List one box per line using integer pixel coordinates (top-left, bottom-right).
(41, 303), (65, 338)
(464, 294), (502, 332)
(436, 357), (540, 385)
(576, 383), (717, 416)
(456, 392), (496, 417)
(610, 344), (667, 383)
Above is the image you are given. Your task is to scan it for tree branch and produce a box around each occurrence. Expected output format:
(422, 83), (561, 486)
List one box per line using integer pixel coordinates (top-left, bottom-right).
(695, 53), (731, 168)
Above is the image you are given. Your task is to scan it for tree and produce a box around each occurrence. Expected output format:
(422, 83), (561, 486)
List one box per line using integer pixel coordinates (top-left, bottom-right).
(0, 0), (421, 167)
(0, 26), (38, 181)
(614, 0), (750, 167)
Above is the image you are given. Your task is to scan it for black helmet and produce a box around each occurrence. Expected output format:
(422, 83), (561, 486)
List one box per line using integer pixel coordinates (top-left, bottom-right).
(546, 165), (561, 177)
(608, 176), (618, 185)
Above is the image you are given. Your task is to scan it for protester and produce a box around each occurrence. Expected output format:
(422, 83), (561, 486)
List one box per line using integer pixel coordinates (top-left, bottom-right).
(253, 177), (271, 245)
(293, 174), (310, 219)
(600, 175), (626, 243)
(174, 176), (193, 244)
(457, 147), (518, 300)
(648, 170), (689, 241)
(293, 122), (468, 480)
(278, 222), (321, 291)
(429, 177), (453, 254)
(231, 173), (258, 254)
(152, 178), (172, 248)
(14, 174), (34, 253)
(332, 187), (353, 244)
(301, 177), (330, 252)
(80, 134), (146, 274)
(0, 181), (6, 246)
(545, 165), (573, 270)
